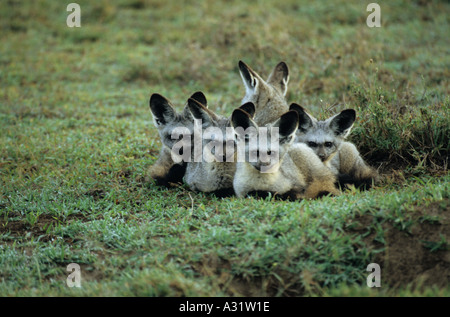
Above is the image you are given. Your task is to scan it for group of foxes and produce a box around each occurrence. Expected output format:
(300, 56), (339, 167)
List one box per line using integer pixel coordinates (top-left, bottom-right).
(147, 61), (379, 200)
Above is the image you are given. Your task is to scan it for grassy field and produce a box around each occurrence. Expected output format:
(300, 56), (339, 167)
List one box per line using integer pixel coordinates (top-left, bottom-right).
(0, 0), (449, 297)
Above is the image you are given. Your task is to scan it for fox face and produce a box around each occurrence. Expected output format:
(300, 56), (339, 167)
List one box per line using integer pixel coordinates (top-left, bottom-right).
(289, 104), (377, 189)
(183, 98), (244, 195)
(231, 107), (299, 173)
(149, 93), (202, 149)
(187, 98), (234, 163)
(148, 92), (206, 186)
(289, 104), (356, 163)
(238, 61), (290, 126)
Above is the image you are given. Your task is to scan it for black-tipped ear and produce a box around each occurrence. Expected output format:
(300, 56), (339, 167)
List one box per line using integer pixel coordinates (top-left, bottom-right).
(277, 111), (299, 138)
(239, 102), (256, 118)
(289, 103), (313, 132)
(329, 109), (356, 137)
(267, 61), (289, 96)
(189, 91), (207, 108)
(231, 108), (257, 131)
(187, 98), (214, 124)
(289, 103), (305, 115)
(238, 60), (260, 91)
(149, 93), (176, 125)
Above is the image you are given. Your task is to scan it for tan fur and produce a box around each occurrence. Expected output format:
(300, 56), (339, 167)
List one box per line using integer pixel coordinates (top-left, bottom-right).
(147, 146), (185, 186)
(233, 143), (340, 199)
(148, 93), (200, 187)
(148, 147), (172, 180)
(231, 109), (340, 199)
(184, 160), (236, 193)
(183, 98), (238, 196)
(239, 61), (290, 126)
(327, 142), (379, 186)
(290, 105), (379, 188)
(289, 144), (341, 198)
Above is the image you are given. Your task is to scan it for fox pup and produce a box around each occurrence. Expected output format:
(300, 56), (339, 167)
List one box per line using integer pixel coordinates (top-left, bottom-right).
(231, 107), (340, 199)
(289, 104), (379, 189)
(238, 60), (290, 126)
(148, 92), (206, 186)
(183, 98), (257, 197)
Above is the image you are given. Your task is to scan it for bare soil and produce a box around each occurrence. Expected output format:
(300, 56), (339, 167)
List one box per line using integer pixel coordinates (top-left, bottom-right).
(349, 199), (450, 290)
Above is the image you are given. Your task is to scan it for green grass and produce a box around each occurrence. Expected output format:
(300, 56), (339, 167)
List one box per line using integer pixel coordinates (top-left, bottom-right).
(0, 0), (449, 296)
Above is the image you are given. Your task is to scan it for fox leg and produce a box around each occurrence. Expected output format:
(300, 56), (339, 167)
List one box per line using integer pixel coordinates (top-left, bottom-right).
(148, 147), (186, 187)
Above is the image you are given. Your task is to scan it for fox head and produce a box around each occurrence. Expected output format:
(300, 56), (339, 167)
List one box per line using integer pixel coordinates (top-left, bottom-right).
(183, 99), (255, 194)
(231, 107), (299, 173)
(186, 99), (257, 162)
(149, 92), (207, 150)
(187, 98), (234, 163)
(289, 104), (356, 163)
(238, 60), (290, 126)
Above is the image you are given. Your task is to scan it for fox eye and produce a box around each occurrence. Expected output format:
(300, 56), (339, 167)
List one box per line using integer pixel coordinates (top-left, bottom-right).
(324, 142), (333, 148)
(308, 141), (318, 148)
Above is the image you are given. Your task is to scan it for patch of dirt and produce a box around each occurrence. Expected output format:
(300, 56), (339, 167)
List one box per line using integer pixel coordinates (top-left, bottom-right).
(84, 188), (106, 200)
(0, 212), (89, 243)
(191, 254), (284, 297)
(348, 199), (450, 290)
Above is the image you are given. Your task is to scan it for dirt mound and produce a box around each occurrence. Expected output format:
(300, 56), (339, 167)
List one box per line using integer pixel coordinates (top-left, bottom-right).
(350, 199), (450, 290)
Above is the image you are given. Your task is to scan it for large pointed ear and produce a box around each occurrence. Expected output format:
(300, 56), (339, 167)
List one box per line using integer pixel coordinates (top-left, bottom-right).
(273, 111), (299, 143)
(149, 93), (176, 125)
(238, 60), (263, 96)
(329, 109), (356, 137)
(187, 98), (217, 124)
(289, 103), (314, 132)
(189, 91), (207, 108)
(239, 102), (256, 118)
(231, 108), (258, 137)
(267, 61), (289, 96)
